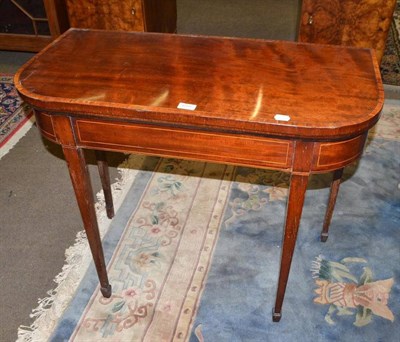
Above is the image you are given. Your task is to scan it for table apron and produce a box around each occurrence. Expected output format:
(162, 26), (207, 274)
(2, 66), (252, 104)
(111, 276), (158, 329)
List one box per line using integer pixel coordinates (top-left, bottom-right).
(311, 134), (367, 172)
(35, 111), (368, 173)
(73, 118), (295, 171)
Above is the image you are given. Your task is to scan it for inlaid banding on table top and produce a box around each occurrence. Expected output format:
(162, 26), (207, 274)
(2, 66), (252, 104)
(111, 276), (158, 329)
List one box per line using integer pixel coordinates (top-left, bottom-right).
(313, 134), (367, 171)
(74, 119), (293, 169)
(15, 29), (384, 140)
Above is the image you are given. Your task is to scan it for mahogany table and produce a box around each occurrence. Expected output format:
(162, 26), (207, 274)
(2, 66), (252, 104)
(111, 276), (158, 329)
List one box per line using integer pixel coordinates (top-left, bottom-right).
(15, 29), (383, 322)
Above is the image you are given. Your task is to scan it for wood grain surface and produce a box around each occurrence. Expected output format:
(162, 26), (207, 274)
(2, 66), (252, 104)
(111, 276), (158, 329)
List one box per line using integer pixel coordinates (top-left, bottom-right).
(65, 0), (145, 31)
(299, 0), (397, 64)
(15, 29), (383, 140)
(65, 0), (177, 33)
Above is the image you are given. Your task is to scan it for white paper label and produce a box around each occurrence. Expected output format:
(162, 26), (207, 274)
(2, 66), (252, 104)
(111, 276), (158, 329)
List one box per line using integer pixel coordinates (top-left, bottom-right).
(177, 102), (197, 110)
(274, 114), (291, 121)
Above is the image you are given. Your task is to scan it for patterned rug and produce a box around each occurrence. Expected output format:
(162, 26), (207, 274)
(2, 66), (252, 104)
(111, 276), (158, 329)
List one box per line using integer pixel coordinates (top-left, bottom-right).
(381, 0), (400, 86)
(18, 102), (399, 342)
(0, 74), (34, 159)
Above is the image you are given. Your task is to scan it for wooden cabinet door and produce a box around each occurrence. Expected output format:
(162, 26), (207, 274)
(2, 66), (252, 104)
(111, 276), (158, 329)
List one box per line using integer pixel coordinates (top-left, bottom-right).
(0, 0), (69, 51)
(299, 0), (397, 64)
(66, 0), (145, 32)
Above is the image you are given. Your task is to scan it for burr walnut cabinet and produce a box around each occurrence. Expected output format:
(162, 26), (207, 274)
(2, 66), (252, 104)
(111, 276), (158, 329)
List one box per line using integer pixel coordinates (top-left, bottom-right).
(65, 0), (177, 33)
(0, 0), (176, 51)
(298, 0), (397, 64)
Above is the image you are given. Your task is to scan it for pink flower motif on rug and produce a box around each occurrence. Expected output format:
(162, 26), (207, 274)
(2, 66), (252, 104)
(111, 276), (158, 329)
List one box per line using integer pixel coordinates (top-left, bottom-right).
(70, 160), (234, 341)
(81, 280), (157, 333)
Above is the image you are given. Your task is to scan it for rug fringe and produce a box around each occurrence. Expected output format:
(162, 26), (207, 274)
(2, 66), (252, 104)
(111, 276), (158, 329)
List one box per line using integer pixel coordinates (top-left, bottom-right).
(16, 154), (146, 342)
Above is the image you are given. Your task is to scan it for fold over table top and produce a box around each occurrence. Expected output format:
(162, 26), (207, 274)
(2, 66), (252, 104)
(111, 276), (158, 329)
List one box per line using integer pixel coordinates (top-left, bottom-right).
(15, 29), (384, 140)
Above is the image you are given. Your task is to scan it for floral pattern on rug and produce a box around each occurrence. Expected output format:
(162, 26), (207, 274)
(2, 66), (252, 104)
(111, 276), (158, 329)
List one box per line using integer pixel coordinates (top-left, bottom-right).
(0, 75), (32, 147)
(311, 255), (395, 327)
(82, 281), (157, 334)
(188, 105), (399, 341)
(65, 158), (234, 341)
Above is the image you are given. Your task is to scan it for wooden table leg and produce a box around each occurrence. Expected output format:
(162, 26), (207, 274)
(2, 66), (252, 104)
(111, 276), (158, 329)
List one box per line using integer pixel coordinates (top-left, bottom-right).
(62, 146), (112, 298)
(273, 173), (309, 322)
(95, 150), (115, 219)
(321, 168), (344, 242)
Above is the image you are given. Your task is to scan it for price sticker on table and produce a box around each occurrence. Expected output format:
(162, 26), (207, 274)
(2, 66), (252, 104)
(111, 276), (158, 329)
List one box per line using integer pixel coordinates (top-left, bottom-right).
(177, 102), (197, 110)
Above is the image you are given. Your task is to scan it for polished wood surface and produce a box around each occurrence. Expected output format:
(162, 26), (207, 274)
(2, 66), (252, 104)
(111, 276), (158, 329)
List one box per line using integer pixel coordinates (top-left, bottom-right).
(66, 0), (145, 31)
(16, 29), (382, 140)
(272, 141), (313, 322)
(51, 115), (112, 297)
(299, 0), (397, 64)
(65, 0), (176, 33)
(45, 0), (71, 38)
(95, 150), (115, 220)
(0, 33), (52, 52)
(15, 29), (383, 321)
(142, 0), (177, 33)
(321, 168), (344, 242)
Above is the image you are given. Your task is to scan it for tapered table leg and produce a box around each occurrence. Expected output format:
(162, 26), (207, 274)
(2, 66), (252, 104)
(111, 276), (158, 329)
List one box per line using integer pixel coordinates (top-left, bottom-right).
(321, 168), (344, 242)
(95, 150), (115, 219)
(273, 173), (309, 322)
(63, 146), (112, 298)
